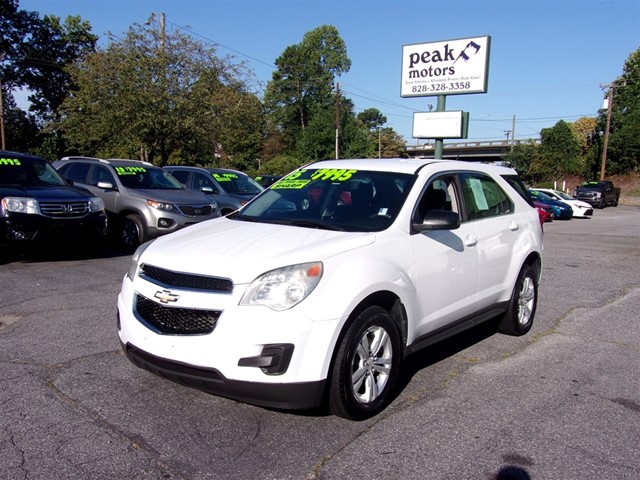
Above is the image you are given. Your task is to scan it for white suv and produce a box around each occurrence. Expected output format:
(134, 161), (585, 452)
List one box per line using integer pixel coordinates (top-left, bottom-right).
(117, 158), (543, 420)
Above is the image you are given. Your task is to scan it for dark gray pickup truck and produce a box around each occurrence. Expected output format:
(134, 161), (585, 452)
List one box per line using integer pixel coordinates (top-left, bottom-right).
(574, 181), (620, 208)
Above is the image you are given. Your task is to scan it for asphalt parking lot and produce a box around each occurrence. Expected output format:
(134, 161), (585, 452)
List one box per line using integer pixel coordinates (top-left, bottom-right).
(1, 205), (639, 480)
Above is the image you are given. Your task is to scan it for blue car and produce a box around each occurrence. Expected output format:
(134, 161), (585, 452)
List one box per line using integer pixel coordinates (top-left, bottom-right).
(528, 189), (573, 219)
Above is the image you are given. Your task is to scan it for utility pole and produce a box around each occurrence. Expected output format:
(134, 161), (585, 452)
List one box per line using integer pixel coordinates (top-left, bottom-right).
(599, 83), (615, 181)
(335, 83), (340, 159)
(0, 78), (5, 150)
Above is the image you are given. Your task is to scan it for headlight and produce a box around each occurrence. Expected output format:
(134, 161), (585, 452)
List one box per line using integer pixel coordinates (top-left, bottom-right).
(1, 197), (39, 215)
(126, 240), (154, 281)
(147, 200), (174, 211)
(240, 262), (323, 311)
(89, 196), (105, 212)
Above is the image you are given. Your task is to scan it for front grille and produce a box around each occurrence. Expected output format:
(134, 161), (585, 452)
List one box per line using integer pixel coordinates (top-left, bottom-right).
(39, 201), (90, 218)
(135, 294), (221, 335)
(140, 264), (233, 293)
(178, 205), (213, 217)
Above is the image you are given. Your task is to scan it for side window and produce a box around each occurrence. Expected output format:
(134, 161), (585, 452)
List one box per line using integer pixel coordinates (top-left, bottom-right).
(170, 170), (189, 185)
(413, 175), (459, 223)
(61, 162), (91, 183)
(501, 174), (534, 207)
(195, 173), (217, 192)
(461, 173), (513, 221)
(89, 165), (115, 186)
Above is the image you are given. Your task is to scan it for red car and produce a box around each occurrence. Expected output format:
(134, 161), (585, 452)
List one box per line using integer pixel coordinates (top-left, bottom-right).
(534, 200), (554, 226)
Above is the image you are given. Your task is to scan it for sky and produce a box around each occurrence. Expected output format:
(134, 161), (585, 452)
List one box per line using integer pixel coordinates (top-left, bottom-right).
(18, 0), (640, 145)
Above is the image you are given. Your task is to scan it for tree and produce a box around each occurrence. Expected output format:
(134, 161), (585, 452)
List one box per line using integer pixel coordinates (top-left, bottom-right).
(600, 48), (640, 174)
(504, 140), (540, 183)
(55, 18), (262, 166)
(357, 108), (387, 131)
(570, 116), (596, 177)
(264, 25), (351, 154)
(1, 1), (96, 153)
(534, 120), (581, 181)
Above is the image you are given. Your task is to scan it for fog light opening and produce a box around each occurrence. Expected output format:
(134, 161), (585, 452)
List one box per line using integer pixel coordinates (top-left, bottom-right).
(157, 218), (175, 229)
(238, 343), (294, 375)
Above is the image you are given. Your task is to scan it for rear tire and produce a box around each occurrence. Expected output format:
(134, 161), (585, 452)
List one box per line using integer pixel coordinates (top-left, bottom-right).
(498, 263), (538, 336)
(329, 306), (402, 420)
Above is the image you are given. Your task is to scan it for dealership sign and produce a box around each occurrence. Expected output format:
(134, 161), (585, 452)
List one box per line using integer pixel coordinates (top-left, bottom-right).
(401, 36), (490, 98)
(412, 111), (469, 139)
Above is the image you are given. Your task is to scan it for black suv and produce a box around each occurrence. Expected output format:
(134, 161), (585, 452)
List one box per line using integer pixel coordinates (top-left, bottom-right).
(1, 151), (107, 245)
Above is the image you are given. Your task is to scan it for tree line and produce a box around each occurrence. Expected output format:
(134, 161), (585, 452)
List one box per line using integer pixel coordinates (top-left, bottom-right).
(1, 1), (638, 180)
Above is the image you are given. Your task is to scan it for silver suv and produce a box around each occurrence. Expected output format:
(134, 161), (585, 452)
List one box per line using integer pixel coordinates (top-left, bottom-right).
(54, 157), (220, 248)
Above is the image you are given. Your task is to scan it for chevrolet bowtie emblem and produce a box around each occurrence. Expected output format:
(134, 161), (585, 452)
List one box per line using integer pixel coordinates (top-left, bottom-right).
(154, 289), (180, 304)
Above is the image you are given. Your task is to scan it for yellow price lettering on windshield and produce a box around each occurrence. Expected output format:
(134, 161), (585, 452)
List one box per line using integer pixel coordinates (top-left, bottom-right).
(272, 179), (310, 189)
(0, 157), (21, 166)
(310, 169), (357, 182)
(115, 166), (146, 175)
(213, 173), (238, 182)
(282, 169), (306, 181)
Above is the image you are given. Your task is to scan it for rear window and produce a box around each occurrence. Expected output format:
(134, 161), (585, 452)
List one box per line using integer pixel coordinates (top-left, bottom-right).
(501, 174), (534, 207)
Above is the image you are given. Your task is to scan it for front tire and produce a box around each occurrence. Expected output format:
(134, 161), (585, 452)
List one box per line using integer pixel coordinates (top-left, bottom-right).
(498, 263), (538, 336)
(329, 306), (402, 420)
(121, 214), (147, 249)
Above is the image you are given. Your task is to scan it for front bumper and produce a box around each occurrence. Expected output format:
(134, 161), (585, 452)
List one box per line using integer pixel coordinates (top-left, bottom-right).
(143, 206), (219, 239)
(121, 340), (326, 410)
(1, 211), (108, 242)
(116, 274), (342, 410)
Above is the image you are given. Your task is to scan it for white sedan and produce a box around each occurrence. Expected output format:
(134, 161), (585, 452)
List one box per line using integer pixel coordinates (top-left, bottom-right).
(530, 188), (594, 217)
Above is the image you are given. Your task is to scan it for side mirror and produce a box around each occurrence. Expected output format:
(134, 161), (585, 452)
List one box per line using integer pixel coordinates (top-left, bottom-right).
(97, 181), (115, 190)
(201, 186), (214, 194)
(413, 209), (460, 232)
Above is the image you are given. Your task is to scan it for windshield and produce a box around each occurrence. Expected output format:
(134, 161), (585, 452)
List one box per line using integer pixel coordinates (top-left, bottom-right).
(553, 190), (573, 200)
(238, 168), (416, 232)
(1, 156), (67, 187)
(529, 190), (552, 202)
(115, 165), (185, 190)
(211, 171), (263, 195)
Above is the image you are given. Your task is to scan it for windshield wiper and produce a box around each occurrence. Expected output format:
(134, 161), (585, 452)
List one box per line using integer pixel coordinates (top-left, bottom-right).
(287, 219), (345, 231)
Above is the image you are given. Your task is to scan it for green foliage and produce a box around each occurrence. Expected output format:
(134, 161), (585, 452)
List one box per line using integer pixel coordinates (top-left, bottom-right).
(357, 108), (387, 131)
(54, 19), (263, 166)
(264, 25), (351, 155)
(505, 140), (540, 182)
(257, 154), (304, 176)
(536, 120), (581, 179)
(1, 2), (96, 153)
(600, 48), (640, 174)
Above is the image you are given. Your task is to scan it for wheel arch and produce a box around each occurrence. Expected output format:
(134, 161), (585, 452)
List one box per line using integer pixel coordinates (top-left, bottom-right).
(326, 290), (408, 381)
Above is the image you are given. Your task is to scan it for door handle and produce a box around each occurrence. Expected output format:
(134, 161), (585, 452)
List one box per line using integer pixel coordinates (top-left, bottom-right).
(509, 222), (519, 231)
(464, 235), (478, 247)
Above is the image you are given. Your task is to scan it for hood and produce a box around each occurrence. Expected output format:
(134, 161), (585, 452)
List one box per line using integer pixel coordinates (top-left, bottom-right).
(141, 218), (375, 284)
(0, 184), (93, 200)
(126, 188), (214, 205)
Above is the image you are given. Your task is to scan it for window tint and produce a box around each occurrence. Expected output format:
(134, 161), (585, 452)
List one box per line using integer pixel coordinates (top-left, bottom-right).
(170, 170), (189, 184)
(62, 162), (91, 183)
(194, 173), (216, 190)
(89, 165), (115, 186)
(461, 173), (513, 221)
(501, 174), (534, 207)
(413, 175), (459, 223)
